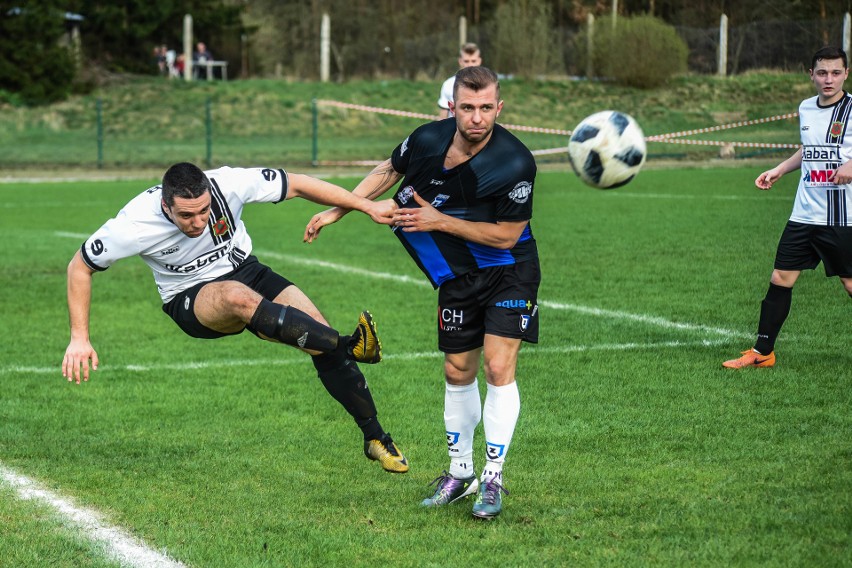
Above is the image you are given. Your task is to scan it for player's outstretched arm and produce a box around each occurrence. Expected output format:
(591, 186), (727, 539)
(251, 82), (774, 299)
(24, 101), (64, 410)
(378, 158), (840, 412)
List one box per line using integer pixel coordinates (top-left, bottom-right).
(394, 191), (528, 249)
(63, 251), (99, 384)
(755, 147), (803, 190)
(304, 160), (403, 243)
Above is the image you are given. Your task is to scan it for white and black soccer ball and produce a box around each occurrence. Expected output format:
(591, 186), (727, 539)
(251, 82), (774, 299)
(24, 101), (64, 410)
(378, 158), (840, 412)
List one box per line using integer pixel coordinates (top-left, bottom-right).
(567, 110), (647, 189)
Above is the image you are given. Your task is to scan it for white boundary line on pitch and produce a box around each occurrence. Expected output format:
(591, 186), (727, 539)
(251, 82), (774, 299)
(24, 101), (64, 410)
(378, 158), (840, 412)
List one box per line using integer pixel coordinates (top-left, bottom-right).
(255, 249), (749, 340)
(48, 234), (749, 341)
(0, 465), (187, 568)
(2, 338), (730, 376)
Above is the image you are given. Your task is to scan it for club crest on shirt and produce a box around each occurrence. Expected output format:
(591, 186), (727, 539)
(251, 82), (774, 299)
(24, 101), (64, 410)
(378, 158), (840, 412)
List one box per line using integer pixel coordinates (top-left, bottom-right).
(508, 180), (532, 203)
(398, 186), (414, 204)
(830, 121), (844, 138)
(212, 216), (230, 236)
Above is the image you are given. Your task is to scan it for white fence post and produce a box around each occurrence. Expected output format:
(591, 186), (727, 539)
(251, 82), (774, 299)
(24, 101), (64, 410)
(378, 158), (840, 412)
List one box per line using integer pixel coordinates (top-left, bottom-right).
(586, 13), (595, 78)
(844, 13), (851, 57)
(718, 13), (728, 77)
(183, 14), (193, 81)
(459, 16), (467, 46)
(320, 13), (330, 83)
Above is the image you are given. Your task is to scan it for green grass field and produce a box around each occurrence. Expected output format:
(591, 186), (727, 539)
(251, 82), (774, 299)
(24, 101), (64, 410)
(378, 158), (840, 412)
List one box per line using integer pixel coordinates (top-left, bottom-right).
(1, 166), (850, 567)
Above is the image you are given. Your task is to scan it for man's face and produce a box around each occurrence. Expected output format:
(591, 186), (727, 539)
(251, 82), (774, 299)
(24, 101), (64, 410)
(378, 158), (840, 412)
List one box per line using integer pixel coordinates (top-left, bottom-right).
(458, 51), (482, 68)
(451, 83), (503, 144)
(810, 57), (848, 103)
(164, 192), (212, 238)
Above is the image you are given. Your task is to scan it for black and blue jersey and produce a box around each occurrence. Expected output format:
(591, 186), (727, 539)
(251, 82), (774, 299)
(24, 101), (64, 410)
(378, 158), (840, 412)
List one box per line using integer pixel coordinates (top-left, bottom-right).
(390, 119), (538, 288)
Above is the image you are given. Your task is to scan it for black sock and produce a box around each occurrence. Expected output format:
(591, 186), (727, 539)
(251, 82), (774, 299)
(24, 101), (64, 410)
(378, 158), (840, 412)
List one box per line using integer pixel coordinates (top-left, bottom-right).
(754, 283), (792, 355)
(312, 350), (383, 440)
(248, 298), (339, 352)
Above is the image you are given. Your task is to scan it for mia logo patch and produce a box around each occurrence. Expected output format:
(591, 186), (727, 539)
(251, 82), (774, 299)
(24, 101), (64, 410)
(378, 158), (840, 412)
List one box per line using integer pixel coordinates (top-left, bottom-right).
(212, 217), (230, 236)
(446, 431), (460, 447)
(261, 168), (277, 181)
(508, 180), (532, 203)
(486, 441), (506, 460)
(520, 314), (530, 331)
(400, 136), (409, 156)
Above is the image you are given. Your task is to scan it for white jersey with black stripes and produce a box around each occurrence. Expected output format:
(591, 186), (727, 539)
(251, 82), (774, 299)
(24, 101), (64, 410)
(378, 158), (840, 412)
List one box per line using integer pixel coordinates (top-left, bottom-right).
(80, 166), (288, 303)
(793, 92), (852, 226)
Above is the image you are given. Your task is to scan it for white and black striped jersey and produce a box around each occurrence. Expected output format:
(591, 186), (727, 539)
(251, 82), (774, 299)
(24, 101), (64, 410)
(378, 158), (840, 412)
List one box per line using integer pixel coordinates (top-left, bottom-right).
(80, 166), (288, 303)
(792, 92), (852, 226)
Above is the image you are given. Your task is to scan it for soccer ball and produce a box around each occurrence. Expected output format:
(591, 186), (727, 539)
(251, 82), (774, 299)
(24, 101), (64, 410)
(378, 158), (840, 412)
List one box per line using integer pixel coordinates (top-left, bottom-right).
(567, 110), (647, 189)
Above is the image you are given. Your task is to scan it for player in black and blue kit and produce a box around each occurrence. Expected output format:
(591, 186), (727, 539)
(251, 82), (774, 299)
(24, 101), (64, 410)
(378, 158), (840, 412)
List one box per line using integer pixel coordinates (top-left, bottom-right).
(305, 66), (540, 519)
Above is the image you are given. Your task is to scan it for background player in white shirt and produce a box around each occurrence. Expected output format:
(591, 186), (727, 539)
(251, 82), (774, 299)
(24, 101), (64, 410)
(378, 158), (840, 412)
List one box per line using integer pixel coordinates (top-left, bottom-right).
(437, 43), (482, 119)
(723, 46), (852, 369)
(62, 162), (409, 473)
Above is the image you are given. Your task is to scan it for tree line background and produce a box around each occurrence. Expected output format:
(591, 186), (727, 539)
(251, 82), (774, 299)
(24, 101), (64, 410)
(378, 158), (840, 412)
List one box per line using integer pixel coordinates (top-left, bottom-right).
(1, 0), (849, 104)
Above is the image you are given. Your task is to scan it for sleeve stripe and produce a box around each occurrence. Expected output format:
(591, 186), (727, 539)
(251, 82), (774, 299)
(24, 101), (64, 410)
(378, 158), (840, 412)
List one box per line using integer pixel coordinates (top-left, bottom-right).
(80, 243), (108, 272)
(278, 169), (288, 202)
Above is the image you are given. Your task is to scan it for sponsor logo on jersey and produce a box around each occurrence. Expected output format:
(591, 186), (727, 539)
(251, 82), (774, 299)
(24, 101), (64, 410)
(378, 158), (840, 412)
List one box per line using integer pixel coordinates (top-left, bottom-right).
(486, 441), (506, 460)
(212, 216), (230, 236)
(261, 168), (277, 181)
(802, 145), (841, 161)
(495, 299), (532, 310)
(431, 194), (449, 207)
(430, 179), (445, 185)
(398, 185), (414, 204)
(400, 136), (409, 156)
(805, 169), (838, 184)
(164, 244), (230, 273)
(159, 245), (180, 256)
(508, 180), (532, 203)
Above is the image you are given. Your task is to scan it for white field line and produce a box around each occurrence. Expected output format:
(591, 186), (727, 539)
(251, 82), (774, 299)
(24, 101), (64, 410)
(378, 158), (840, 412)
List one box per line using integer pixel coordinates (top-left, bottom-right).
(608, 192), (791, 201)
(2, 338), (730, 377)
(0, 465), (187, 568)
(257, 249), (748, 340)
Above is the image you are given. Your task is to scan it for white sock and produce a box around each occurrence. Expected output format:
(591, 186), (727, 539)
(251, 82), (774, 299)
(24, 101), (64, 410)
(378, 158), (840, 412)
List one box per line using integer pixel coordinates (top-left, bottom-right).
(481, 460), (504, 484)
(444, 379), (481, 479)
(482, 381), (520, 481)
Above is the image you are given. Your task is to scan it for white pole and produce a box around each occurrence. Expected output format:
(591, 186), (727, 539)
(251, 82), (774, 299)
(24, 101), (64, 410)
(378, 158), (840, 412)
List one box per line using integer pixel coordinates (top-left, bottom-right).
(320, 12), (330, 83)
(611, 0), (617, 30)
(844, 13), (851, 57)
(183, 14), (193, 81)
(459, 15), (467, 47)
(586, 13), (594, 79)
(718, 13), (728, 78)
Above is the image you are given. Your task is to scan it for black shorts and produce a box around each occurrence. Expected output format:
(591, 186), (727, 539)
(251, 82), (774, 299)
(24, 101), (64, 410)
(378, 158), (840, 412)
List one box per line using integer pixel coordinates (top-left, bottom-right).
(437, 259), (540, 354)
(774, 221), (852, 277)
(162, 256), (294, 339)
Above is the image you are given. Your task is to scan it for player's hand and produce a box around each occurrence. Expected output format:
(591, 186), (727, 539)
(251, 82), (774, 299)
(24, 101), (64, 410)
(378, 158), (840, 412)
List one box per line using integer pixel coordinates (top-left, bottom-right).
(304, 207), (345, 243)
(755, 168), (780, 190)
(364, 199), (398, 226)
(393, 192), (443, 232)
(62, 338), (99, 384)
(828, 161), (852, 185)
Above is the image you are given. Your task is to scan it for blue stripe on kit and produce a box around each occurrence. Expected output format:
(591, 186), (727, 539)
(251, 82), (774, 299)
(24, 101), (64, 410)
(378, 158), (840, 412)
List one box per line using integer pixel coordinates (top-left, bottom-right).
(402, 231), (455, 285)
